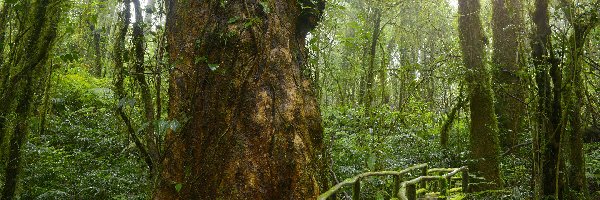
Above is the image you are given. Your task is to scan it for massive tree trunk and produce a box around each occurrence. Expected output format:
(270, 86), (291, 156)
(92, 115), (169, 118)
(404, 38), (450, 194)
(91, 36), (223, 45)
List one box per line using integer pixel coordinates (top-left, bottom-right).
(491, 0), (525, 149)
(153, 0), (326, 199)
(457, 0), (502, 190)
(531, 0), (563, 198)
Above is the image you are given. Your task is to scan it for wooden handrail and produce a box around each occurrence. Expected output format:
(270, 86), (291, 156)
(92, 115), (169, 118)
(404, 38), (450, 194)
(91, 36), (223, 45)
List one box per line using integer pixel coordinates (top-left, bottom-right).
(317, 163), (428, 200)
(399, 166), (468, 200)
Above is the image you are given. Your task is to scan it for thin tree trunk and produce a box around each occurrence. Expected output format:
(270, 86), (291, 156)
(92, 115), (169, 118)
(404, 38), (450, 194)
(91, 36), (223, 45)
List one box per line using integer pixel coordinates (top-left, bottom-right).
(113, 0), (155, 175)
(154, 0), (326, 199)
(89, 23), (102, 77)
(132, 0), (159, 176)
(440, 85), (465, 148)
(365, 8), (381, 111)
(457, 0), (502, 190)
(531, 0), (563, 198)
(560, 1), (598, 198)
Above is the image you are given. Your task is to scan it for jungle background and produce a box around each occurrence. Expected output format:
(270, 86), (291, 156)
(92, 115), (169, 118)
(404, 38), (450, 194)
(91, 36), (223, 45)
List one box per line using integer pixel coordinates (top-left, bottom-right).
(0, 0), (599, 199)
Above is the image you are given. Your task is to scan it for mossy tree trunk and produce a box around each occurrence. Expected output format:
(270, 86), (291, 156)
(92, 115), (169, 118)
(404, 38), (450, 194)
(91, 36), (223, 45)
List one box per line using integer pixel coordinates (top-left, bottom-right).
(153, 0), (326, 199)
(491, 0), (525, 149)
(0, 1), (11, 159)
(457, 0), (502, 190)
(440, 85), (465, 148)
(113, 0), (157, 178)
(560, 1), (598, 198)
(131, 0), (160, 177)
(531, 0), (563, 198)
(364, 7), (381, 111)
(0, 0), (63, 199)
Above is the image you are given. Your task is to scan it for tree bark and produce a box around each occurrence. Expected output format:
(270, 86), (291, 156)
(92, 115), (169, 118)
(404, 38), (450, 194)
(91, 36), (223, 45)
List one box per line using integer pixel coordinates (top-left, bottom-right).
(491, 0), (525, 149)
(364, 8), (381, 111)
(1, 0), (61, 198)
(132, 0), (160, 176)
(0, 1), (11, 161)
(89, 23), (102, 77)
(457, 0), (502, 190)
(560, 1), (598, 198)
(531, 0), (563, 198)
(153, 0), (326, 199)
(440, 85), (465, 148)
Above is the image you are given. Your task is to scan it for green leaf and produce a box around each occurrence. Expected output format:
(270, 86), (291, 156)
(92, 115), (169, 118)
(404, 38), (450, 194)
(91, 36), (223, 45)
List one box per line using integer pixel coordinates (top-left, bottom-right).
(208, 64), (219, 71)
(227, 16), (239, 24)
(175, 183), (183, 193)
(367, 153), (376, 170)
(259, 1), (270, 14)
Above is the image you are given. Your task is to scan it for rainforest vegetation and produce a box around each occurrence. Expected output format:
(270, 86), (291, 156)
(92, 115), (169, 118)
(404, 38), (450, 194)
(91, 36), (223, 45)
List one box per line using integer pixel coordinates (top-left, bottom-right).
(0, 0), (599, 199)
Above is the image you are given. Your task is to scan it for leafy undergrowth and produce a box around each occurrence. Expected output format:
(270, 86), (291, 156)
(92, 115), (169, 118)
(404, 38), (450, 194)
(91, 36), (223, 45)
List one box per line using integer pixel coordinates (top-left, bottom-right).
(323, 105), (471, 199)
(19, 68), (149, 199)
(586, 143), (600, 199)
(322, 105), (545, 199)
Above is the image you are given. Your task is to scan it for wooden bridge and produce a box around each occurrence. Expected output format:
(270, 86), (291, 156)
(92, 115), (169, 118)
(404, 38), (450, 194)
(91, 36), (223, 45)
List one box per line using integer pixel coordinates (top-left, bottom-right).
(318, 164), (469, 200)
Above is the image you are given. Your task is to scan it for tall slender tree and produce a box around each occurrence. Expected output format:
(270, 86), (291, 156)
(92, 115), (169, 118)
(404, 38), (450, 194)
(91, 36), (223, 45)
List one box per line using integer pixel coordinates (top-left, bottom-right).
(153, 0), (326, 199)
(457, 0), (502, 190)
(531, 0), (563, 198)
(131, 0), (160, 177)
(560, 0), (598, 198)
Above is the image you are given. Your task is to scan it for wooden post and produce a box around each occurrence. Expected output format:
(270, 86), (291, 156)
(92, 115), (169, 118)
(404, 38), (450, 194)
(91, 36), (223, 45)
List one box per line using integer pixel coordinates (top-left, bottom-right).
(407, 183), (417, 200)
(462, 168), (469, 193)
(420, 166), (428, 189)
(393, 175), (401, 198)
(353, 178), (360, 200)
(440, 177), (448, 196)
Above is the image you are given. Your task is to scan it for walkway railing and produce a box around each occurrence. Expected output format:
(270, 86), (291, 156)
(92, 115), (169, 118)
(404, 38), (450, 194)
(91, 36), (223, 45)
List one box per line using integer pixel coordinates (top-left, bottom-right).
(400, 166), (469, 200)
(318, 164), (428, 200)
(318, 164), (469, 200)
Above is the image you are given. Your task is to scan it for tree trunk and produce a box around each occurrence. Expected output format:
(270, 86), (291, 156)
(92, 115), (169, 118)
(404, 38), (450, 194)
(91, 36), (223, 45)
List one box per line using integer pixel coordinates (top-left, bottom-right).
(1, 0), (61, 198)
(440, 85), (465, 148)
(491, 0), (525, 149)
(457, 0), (502, 190)
(560, 1), (598, 198)
(88, 23), (102, 77)
(0, 1), (11, 161)
(132, 0), (160, 176)
(153, 0), (326, 199)
(364, 8), (381, 111)
(531, 0), (563, 198)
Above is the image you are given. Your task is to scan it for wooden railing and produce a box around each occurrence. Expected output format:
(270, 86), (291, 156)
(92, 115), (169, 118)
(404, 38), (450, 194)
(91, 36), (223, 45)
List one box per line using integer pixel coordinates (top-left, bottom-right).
(400, 166), (469, 200)
(317, 163), (428, 200)
(318, 164), (469, 200)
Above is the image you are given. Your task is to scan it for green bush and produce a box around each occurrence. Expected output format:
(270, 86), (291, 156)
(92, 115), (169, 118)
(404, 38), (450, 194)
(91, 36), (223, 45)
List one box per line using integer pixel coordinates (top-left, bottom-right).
(19, 68), (149, 199)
